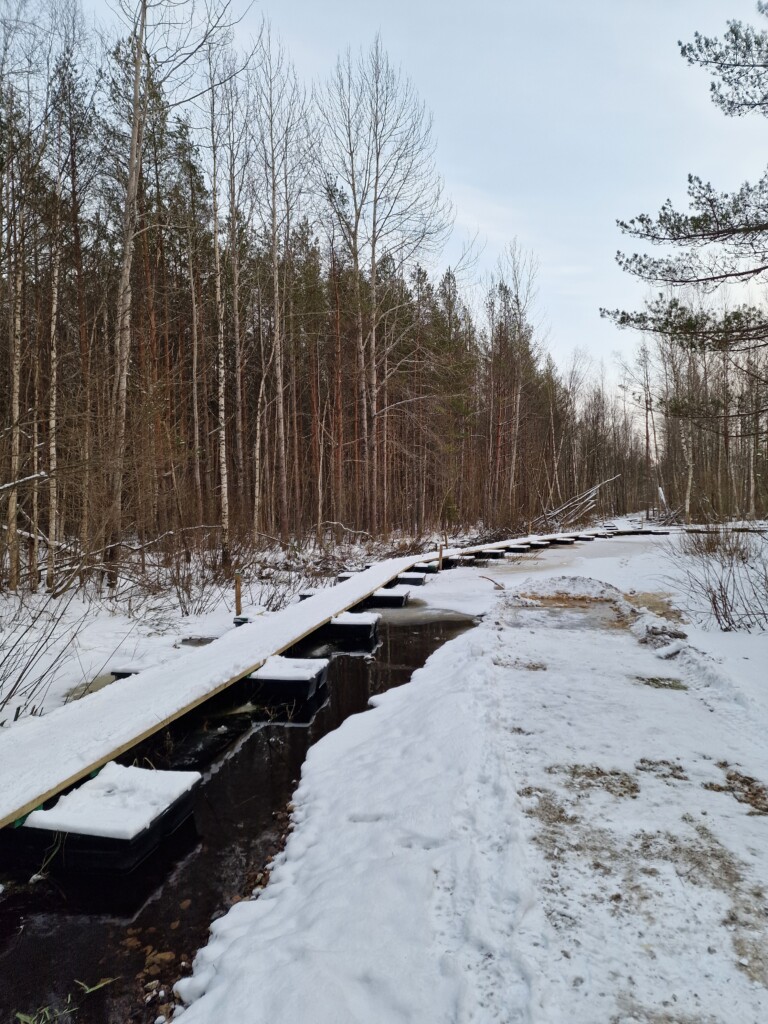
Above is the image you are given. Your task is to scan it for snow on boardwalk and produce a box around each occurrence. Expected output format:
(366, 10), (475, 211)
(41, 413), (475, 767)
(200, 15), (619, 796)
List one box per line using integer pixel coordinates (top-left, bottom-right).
(175, 558), (768, 1024)
(0, 556), (419, 829)
(0, 537), (536, 830)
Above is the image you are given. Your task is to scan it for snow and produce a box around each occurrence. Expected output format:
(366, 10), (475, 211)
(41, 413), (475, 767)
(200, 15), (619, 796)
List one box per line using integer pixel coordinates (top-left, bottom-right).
(24, 762), (200, 840)
(331, 612), (381, 626)
(372, 584), (412, 599)
(109, 662), (155, 677)
(0, 594), (244, 722)
(251, 656), (329, 682)
(0, 556), (419, 828)
(174, 530), (768, 1024)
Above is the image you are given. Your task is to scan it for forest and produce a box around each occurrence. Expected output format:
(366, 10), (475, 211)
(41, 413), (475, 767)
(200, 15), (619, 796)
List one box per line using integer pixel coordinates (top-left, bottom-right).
(3, 6), (768, 1023)
(1, 0), (766, 594)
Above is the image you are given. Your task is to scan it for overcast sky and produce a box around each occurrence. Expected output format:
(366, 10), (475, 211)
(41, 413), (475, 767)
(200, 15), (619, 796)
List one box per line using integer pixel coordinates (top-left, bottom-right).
(236, 0), (766, 372)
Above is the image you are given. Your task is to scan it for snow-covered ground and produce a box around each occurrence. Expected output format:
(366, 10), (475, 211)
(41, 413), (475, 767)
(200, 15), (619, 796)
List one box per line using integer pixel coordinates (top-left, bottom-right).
(171, 532), (768, 1023)
(0, 581), (273, 723)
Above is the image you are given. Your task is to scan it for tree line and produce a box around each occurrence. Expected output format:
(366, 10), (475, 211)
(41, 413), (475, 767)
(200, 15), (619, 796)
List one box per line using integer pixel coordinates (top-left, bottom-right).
(5, 0), (766, 596)
(0, 0), (651, 592)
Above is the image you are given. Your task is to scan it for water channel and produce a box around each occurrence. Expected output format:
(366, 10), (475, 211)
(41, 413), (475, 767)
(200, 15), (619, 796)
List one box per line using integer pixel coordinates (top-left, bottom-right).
(0, 606), (475, 1023)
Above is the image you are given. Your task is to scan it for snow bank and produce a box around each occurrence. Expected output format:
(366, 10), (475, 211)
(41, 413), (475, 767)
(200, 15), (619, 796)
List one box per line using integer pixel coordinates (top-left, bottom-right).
(175, 633), (549, 1022)
(517, 574), (625, 601)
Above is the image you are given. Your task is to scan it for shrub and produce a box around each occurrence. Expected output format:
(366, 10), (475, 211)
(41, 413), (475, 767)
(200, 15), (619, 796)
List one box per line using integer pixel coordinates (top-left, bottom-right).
(670, 528), (768, 631)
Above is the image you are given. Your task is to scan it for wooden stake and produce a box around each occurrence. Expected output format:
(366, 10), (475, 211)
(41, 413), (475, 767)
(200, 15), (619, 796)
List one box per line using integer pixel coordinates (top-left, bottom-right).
(438, 543), (443, 572)
(235, 573), (242, 616)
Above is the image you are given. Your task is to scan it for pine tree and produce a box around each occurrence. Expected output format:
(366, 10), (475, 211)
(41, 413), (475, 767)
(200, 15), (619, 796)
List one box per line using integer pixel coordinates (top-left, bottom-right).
(605, 5), (768, 357)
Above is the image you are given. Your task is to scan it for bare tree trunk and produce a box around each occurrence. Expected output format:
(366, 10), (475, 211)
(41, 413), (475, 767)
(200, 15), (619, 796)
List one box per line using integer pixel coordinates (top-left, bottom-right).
(748, 345), (758, 520)
(31, 355), (40, 592)
(47, 227), (60, 589)
(369, 263), (378, 532)
(8, 251), (23, 591)
(271, 196), (289, 542)
(227, 133), (245, 491)
(209, 81), (230, 569)
(252, 288), (272, 542)
(188, 249), (204, 523)
(253, 30), (303, 543)
(107, 0), (147, 582)
(332, 257), (344, 536)
(682, 351), (695, 524)
(508, 382), (521, 516)
(79, 323), (93, 580)
(232, 227), (244, 485)
(382, 341), (389, 536)
(353, 264), (370, 528)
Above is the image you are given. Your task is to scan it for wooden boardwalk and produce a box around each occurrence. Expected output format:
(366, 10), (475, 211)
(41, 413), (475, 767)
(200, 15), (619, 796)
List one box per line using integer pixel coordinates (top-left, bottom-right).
(0, 556), (420, 830)
(0, 529), (664, 830)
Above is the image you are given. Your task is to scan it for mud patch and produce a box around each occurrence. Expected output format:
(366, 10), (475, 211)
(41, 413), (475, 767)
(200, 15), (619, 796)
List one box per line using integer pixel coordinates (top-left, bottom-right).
(492, 654), (547, 672)
(635, 758), (688, 782)
(611, 999), (719, 1024)
(513, 590), (634, 632)
(624, 591), (687, 623)
(733, 934), (768, 986)
(66, 673), (118, 701)
(703, 764), (768, 815)
(521, 783), (768, 990)
(635, 676), (688, 691)
(547, 763), (640, 799)
(638, 623), (688, 648)
(519, 786), (577, 828)
(638, 820), (743, 892)
(521, 593), (610, 607)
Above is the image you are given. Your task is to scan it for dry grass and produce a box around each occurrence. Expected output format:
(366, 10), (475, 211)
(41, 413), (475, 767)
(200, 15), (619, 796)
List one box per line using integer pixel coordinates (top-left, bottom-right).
(634, 676), (688, 691)
(704, 763), (768, 816)
(624, 591), (686, 623)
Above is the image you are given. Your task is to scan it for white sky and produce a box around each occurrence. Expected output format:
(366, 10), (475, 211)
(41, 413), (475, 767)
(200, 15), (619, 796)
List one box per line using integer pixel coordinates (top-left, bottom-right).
(242, 0), (766, 372)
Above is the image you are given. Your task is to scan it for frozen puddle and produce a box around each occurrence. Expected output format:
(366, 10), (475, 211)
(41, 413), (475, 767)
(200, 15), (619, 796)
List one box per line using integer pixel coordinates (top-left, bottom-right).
(504, 602), (625, 631)
(66, 672), (117, 701)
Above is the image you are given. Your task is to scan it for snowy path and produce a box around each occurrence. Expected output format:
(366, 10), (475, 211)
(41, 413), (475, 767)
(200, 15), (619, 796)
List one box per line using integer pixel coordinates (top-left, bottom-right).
(175, 537), (768, 1024)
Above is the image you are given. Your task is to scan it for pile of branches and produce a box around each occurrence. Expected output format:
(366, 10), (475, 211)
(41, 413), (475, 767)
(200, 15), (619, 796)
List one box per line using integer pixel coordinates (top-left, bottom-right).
(530, 476), (621, 533)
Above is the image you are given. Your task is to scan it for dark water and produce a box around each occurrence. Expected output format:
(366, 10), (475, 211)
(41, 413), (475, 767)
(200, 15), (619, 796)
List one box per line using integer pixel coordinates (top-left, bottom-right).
(0, 611), (474, 1024)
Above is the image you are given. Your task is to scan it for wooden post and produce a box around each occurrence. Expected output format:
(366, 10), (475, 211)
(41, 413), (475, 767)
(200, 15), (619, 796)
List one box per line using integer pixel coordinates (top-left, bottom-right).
(438, 543), (443, 572)
(235, 573), (242, 616)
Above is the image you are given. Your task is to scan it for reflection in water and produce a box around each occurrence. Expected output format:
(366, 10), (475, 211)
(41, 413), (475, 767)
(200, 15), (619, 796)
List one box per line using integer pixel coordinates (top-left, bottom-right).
(0, 613), (474, 1024)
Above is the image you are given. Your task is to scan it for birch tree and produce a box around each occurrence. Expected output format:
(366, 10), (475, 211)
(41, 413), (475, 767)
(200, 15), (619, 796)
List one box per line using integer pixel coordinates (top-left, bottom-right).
(317, 35), (450, 530)
(103, 0), (239, 582)
(251, 24), (308, 542)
